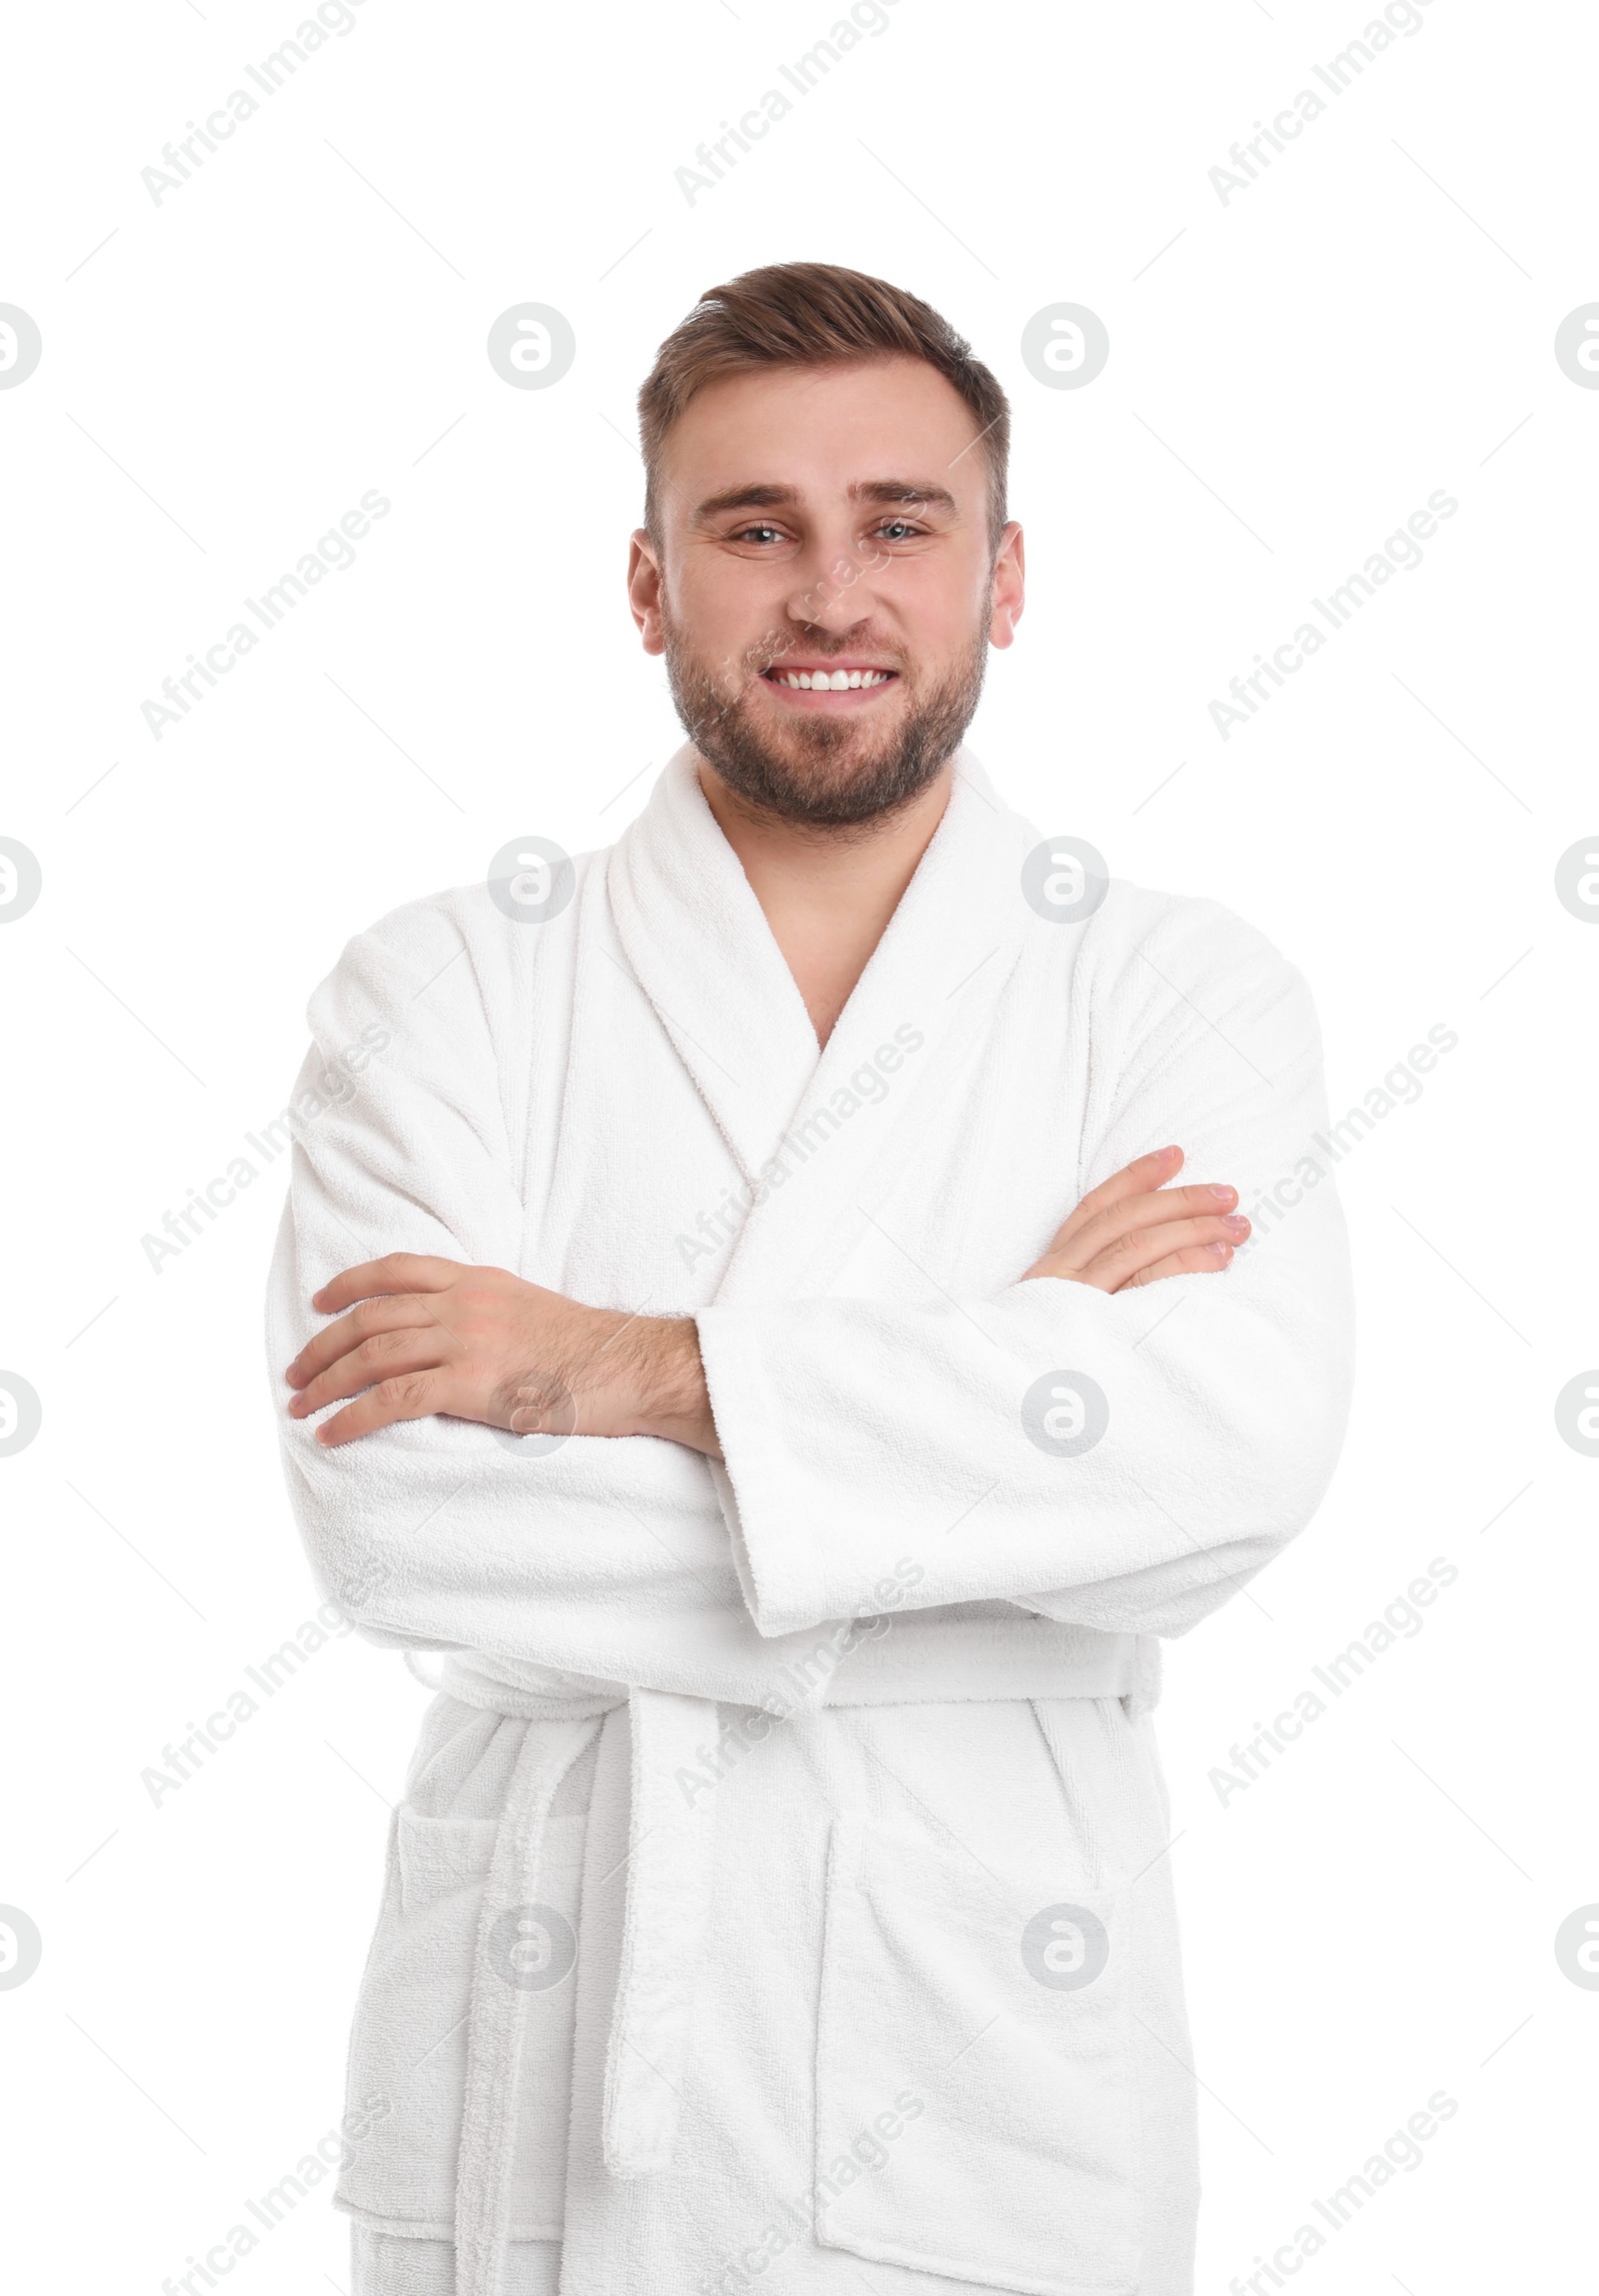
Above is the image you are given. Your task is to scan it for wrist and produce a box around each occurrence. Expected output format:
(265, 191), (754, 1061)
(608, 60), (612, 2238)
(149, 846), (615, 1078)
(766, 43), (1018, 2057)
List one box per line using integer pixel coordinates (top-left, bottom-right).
(630, 1314), (721, 1456)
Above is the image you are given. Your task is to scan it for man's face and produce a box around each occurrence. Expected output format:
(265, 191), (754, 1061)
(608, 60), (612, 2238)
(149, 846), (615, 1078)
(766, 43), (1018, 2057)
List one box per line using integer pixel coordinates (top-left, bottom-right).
(628, 357), (1024, 828)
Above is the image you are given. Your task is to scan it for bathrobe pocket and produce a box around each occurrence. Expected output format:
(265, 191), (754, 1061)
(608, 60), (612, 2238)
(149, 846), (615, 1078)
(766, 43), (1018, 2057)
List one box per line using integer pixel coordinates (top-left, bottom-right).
(814, 1811), (1139, 2296)
(338, 1803), (586, 2238)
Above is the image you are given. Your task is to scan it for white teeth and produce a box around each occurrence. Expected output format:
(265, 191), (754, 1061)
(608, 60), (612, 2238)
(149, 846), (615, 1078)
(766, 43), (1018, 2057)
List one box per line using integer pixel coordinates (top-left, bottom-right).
(775, 668), (891, 690)
(846, 670), (862, 689)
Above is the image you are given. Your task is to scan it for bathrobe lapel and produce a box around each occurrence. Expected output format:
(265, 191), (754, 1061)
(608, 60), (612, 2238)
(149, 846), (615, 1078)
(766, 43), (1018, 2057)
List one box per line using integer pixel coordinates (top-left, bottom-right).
(608, 745), (1033, 1306)
(607, 746), (820, 1189)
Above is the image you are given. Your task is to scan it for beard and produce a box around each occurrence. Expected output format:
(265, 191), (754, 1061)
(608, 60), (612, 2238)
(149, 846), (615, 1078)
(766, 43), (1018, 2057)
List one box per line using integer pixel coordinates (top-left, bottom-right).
(661, 605), (989, 831)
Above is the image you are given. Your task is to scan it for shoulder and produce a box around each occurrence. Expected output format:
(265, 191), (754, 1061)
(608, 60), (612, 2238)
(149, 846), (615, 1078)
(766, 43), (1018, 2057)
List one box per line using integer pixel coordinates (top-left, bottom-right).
(1079, 878), (1308, 1001)
(1070, 878), (1322, 1070)
(303, 848), (609, 1053)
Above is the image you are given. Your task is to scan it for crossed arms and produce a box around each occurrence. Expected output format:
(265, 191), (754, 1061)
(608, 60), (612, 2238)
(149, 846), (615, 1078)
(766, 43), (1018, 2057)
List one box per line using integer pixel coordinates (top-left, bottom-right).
(284, 1146), (1252, 1455)
(267, 893), (1351, 1649)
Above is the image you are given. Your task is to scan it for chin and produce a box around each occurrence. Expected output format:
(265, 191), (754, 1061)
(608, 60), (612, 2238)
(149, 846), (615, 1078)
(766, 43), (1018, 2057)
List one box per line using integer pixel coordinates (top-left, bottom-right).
(666, 643), (986, 832)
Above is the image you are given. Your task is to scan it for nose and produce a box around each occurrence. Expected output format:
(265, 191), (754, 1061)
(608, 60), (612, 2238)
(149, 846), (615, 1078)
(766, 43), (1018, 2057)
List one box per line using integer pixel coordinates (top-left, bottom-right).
(783, 532), (884, 634)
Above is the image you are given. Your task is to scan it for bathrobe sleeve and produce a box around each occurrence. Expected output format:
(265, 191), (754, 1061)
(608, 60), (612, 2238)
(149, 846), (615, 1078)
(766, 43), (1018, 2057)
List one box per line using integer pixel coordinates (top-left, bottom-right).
(696, 897), (1356, 1640)
(265, 899), (738, 1668)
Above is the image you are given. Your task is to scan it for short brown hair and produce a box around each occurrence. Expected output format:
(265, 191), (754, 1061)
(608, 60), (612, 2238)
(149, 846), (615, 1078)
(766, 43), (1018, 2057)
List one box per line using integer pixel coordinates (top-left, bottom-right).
(638, 261), (1009, 552)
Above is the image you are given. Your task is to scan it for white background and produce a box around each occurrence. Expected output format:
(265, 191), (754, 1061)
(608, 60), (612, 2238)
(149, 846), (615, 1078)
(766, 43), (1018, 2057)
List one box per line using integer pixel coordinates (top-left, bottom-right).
(2, 0), (1594, 2287)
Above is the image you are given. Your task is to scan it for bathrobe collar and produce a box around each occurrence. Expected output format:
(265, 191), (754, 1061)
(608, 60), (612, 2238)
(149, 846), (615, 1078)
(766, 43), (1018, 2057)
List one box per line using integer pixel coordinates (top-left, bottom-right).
(606, 742), (1033, 1192)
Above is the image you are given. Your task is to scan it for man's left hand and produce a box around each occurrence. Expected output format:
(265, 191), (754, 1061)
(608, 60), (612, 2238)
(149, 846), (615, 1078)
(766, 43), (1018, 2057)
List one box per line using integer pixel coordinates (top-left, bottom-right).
(285, 1254), (721, 1456)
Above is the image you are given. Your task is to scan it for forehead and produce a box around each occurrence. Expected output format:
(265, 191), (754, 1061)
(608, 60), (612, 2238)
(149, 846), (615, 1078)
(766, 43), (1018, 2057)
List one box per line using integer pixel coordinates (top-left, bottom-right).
(657, 356), (987, 517)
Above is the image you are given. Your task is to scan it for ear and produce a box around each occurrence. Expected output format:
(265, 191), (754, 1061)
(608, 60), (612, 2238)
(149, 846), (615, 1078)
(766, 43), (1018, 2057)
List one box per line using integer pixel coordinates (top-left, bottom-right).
(628, 529), (666, 655)
(987, 522), (1025, 650)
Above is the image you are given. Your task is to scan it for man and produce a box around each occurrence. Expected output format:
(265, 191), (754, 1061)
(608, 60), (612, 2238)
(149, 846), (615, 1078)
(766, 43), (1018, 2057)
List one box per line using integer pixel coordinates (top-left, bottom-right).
(268, 262), (1353, 2296)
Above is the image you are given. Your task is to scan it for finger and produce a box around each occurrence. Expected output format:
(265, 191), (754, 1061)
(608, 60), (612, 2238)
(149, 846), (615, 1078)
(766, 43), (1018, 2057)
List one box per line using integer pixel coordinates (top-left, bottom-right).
(289, 1326), (457, 1418)
(1080, 1211), (1249, 1287)
(312, 1252), (467, 1314)
(313, 1370), (452, 1448)
(1049, 1179), (1239, 1272)
(1118, 1240), (1237, 1289)
(1043, 1145), (1184, 1256)
(286, 1294), (449, 1388)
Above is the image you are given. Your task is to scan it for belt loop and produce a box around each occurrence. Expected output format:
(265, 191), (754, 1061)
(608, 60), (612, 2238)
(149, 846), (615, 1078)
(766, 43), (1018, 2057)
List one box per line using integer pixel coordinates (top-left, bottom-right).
(1120, 1633), (1163, 1722)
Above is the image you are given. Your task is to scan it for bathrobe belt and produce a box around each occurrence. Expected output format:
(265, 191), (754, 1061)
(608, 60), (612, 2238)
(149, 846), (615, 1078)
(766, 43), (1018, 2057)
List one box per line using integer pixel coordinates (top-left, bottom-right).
(432, 1628), (1155, 2296)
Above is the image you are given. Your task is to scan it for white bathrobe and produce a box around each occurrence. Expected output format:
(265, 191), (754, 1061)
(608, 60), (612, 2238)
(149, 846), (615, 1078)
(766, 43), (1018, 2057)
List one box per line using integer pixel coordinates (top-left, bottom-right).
(266, 745), (1353, 2296)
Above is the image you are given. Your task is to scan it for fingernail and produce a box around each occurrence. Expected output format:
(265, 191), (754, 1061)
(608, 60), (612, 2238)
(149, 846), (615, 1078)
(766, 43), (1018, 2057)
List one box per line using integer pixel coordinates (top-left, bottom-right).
(1221, 1214), (1249, 1234)
(1208, 1184), (1235, 1202)
(1206, 1240), (1232, 1258)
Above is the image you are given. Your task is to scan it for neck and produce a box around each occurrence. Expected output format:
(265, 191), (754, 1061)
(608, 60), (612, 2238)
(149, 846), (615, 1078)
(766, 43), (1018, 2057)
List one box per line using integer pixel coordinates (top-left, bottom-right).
(696, 759), (954, 1049)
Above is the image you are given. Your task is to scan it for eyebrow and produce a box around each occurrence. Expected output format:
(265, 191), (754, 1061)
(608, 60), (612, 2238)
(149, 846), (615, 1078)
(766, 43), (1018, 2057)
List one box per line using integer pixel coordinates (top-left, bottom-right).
(691, 477), (959, 524)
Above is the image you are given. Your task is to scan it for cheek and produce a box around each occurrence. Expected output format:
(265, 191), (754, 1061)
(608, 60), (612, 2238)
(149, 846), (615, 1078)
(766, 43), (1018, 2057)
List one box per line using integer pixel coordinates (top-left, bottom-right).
(861, 562), (964, 639)
(675, 556), (790, 653)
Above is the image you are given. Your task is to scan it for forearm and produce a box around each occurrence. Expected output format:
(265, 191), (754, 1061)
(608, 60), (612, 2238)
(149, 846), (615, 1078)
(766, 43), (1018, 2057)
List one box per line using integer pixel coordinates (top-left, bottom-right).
(698, 1224), (1353, 1638)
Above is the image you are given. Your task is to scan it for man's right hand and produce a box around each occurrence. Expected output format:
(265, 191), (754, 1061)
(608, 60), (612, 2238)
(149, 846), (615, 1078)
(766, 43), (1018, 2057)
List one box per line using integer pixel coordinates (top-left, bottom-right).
(1019, 1145), (1250, 1293)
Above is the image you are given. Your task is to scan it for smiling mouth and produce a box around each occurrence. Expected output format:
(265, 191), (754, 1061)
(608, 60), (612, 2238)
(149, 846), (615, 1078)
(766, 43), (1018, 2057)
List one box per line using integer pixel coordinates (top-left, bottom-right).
(760, 664), (899, 698)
